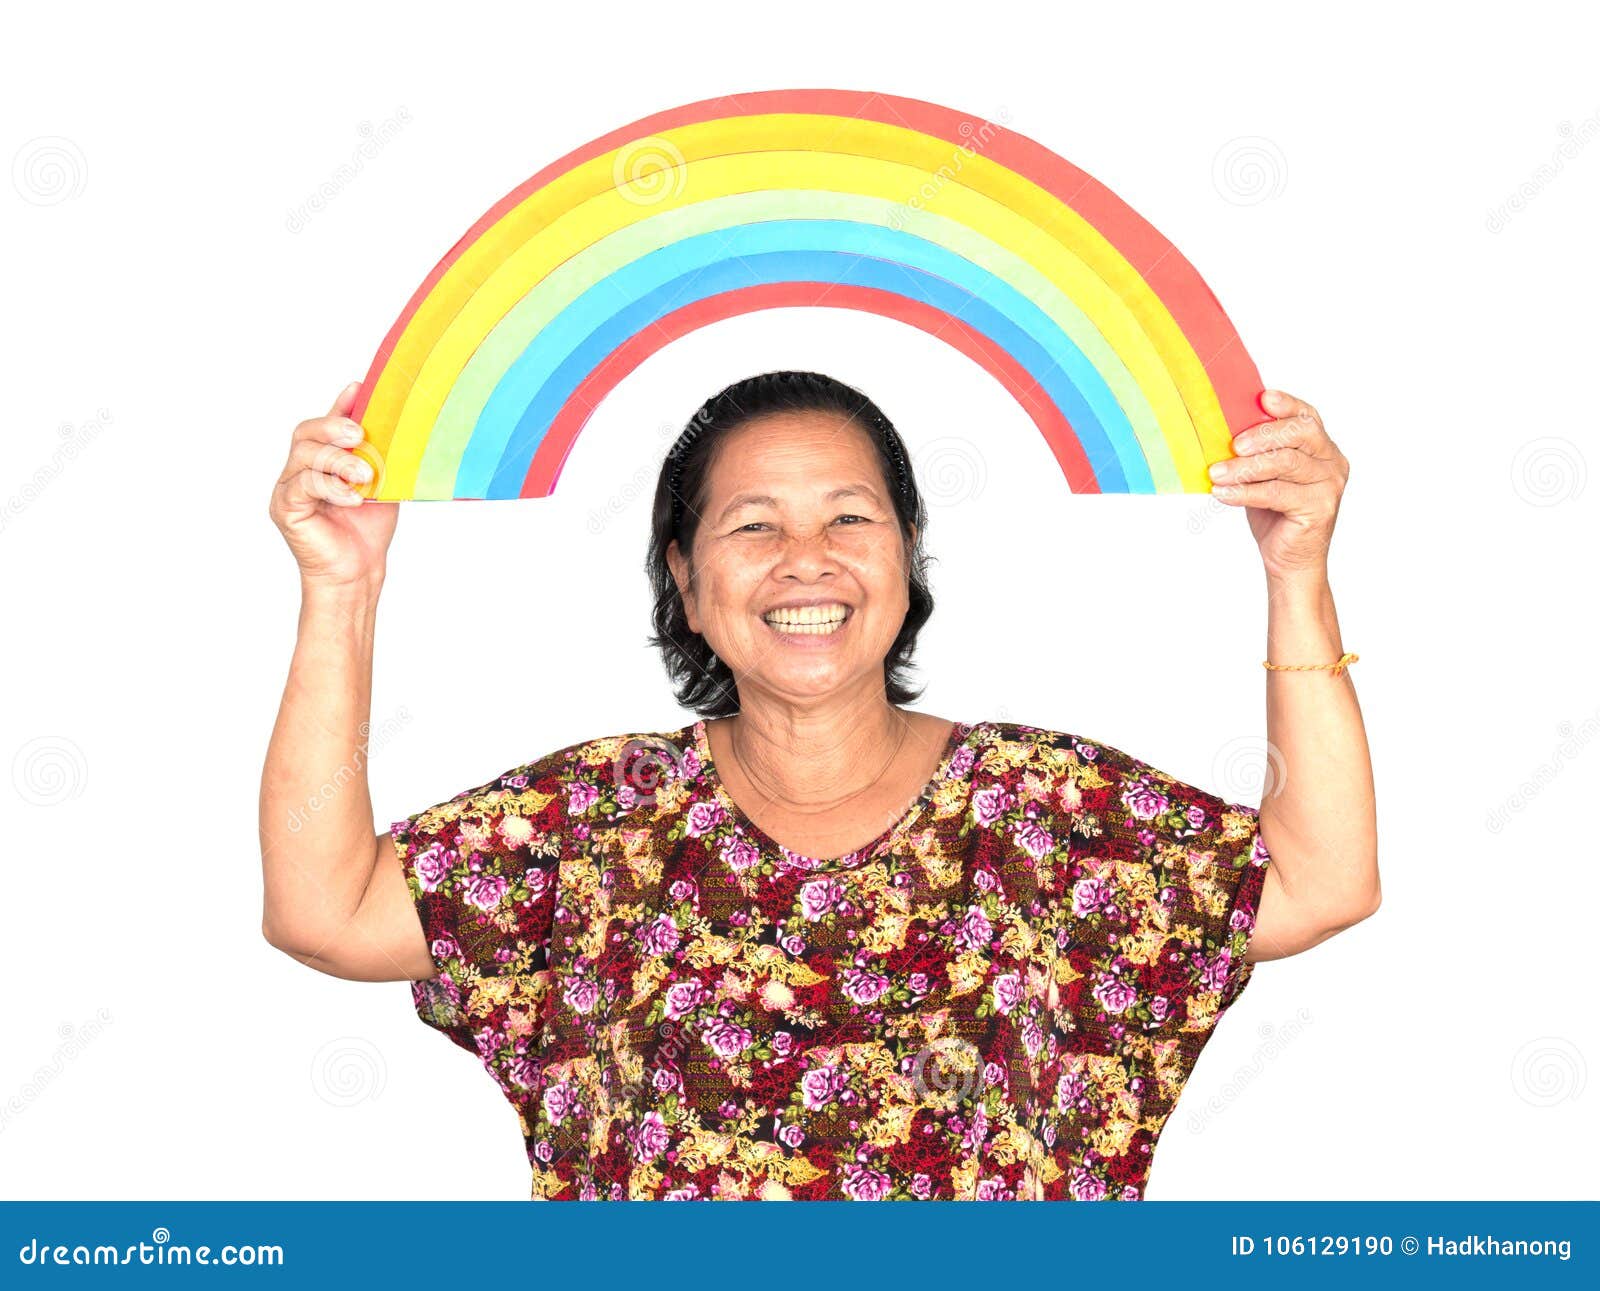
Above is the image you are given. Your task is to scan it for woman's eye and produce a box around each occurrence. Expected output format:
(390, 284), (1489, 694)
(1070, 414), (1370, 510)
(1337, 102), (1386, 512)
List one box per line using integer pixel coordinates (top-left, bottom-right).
(733, 516), (868, 534)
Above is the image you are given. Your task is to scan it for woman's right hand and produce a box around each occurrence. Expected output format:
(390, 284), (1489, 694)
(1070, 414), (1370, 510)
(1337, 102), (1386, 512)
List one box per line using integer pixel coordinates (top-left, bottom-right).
(270, 381), (399, 588)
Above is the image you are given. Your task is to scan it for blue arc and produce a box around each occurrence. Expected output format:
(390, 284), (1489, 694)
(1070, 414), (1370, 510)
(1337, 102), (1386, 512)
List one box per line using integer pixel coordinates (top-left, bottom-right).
(454, 220), (1154, 498)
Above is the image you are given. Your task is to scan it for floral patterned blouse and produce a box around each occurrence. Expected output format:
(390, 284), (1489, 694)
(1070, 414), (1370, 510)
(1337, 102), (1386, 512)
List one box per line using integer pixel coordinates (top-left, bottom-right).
(392, 716), (1270, 1201)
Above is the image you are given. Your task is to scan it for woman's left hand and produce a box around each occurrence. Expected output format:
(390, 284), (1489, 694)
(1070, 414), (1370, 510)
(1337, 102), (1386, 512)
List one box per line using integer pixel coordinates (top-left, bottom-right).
(1208, 388), (1349, 581)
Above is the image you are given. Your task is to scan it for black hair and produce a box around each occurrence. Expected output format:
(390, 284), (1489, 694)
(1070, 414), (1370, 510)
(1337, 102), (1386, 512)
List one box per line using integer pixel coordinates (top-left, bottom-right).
(645, 370), (935, 718)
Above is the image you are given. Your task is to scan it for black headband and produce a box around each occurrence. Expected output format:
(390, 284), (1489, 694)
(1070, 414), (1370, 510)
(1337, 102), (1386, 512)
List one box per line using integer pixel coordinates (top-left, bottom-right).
(667, 411), (912, 533)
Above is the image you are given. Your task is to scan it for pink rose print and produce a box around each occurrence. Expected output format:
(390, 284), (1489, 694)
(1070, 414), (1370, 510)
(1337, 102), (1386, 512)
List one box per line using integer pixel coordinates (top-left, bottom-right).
(633, 1111), (669, 1161)
(992, 972), (1024, 1015)
(841, 968), (890, 1004)
(668, 879), (698, 904)
(504, 1056), (537, 1089)
(543, 1080), (580, 1126)
(1201, 948), (1235, 992)
(770, 1031), (794, 1057)
(462, 873), (509, 911)
(911, 1174), (933, 1199)
(1091, 972), (1137, 1015)
(1186, 804), (1208, 829)
(1121, 780), (1170, 821)
(700, 1018), (753, 1059)
(778, 1124), (805, 1149)
(411, 842), (452, 892)
(1056, 1069), (1086, 1112)
(685, 800), (727, 838)
(801, 1064), (846, 1110)
(841, 1165), (892, 1200)
(1069, 1167), (1108, 1201)
(1072, 876), (1113, 916)
(959, 906), (993, 948)
(563, 977), (600, 1015)
(1021, 1016), (1044, 1056)
(720, 835), (760, 873)
(973, 785), (1014, 827)
(663, 980), (706, 1020)
(639, 914), (681, 957)
(566, 781), (599, 815)
(524, 868), (549, 899)
(799, 877), (844, 922)
(1013, 818), (1054, 859)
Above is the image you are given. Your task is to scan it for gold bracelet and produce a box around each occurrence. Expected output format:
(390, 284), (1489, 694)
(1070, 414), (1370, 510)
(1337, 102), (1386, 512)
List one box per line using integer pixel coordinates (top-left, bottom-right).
(1263, 651), (1359, 676)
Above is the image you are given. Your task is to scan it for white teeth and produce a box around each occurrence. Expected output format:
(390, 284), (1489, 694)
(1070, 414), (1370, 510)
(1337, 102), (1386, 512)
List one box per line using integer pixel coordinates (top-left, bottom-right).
(762, 605), (849, 635)
(762, 604), (848, 626)
(766, 617), (845, 636)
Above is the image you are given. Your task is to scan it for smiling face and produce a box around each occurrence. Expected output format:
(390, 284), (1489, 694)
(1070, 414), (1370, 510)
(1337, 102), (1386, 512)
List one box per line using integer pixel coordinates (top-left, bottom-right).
(666, 410), (916, 708)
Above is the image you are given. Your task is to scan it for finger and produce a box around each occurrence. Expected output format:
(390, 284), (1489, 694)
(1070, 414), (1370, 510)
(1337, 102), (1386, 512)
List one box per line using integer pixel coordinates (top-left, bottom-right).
(1231, 415), (1337, 463)
(1211, 476), (1335, 515)
(1259, 388), (1322, 429)
(283, 466), (366, 509)
(1210, 446), (1333, 488)
(292, 411), (366, 454)
(286, 437), (374, 488)
(329, 380), (363, 419)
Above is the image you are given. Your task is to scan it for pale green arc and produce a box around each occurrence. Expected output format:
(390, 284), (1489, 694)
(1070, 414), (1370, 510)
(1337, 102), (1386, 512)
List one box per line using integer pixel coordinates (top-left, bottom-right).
(414, 189), (1178, 497)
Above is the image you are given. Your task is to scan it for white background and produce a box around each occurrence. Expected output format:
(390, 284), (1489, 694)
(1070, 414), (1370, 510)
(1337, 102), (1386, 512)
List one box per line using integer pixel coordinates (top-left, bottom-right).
(3, 0), (1595, 1201)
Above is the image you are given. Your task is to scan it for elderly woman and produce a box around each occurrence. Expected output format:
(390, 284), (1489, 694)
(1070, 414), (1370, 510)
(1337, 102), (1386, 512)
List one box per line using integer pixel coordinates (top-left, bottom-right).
(262, 370), (1377, 1201)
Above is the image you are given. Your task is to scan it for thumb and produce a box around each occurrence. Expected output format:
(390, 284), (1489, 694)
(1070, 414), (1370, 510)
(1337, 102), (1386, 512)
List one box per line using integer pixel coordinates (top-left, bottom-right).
(329, 379), (363, 419)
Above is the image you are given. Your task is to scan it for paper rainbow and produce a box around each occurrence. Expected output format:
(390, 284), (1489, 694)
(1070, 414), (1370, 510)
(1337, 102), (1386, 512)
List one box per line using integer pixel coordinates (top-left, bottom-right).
(351, 90), (1265, 500)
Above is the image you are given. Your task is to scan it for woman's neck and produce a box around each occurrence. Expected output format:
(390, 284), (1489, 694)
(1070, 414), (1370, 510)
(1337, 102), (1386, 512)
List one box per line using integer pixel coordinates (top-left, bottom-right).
(708, 696), (915, 818)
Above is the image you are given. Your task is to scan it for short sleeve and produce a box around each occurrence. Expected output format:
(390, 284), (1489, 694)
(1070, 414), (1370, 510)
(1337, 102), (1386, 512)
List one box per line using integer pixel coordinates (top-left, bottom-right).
(390, 753), (569, 1068)
(1061, 732), (1272, 1064)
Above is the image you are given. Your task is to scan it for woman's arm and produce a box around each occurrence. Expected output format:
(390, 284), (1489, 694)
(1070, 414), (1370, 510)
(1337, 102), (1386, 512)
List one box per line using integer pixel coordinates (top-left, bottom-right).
(1207, 389), (1379, 962)
(259, 382), (431, 982)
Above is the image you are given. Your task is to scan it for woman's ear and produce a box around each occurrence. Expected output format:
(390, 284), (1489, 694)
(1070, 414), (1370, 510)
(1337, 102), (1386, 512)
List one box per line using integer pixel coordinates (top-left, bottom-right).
(667, 538), (700, 633)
